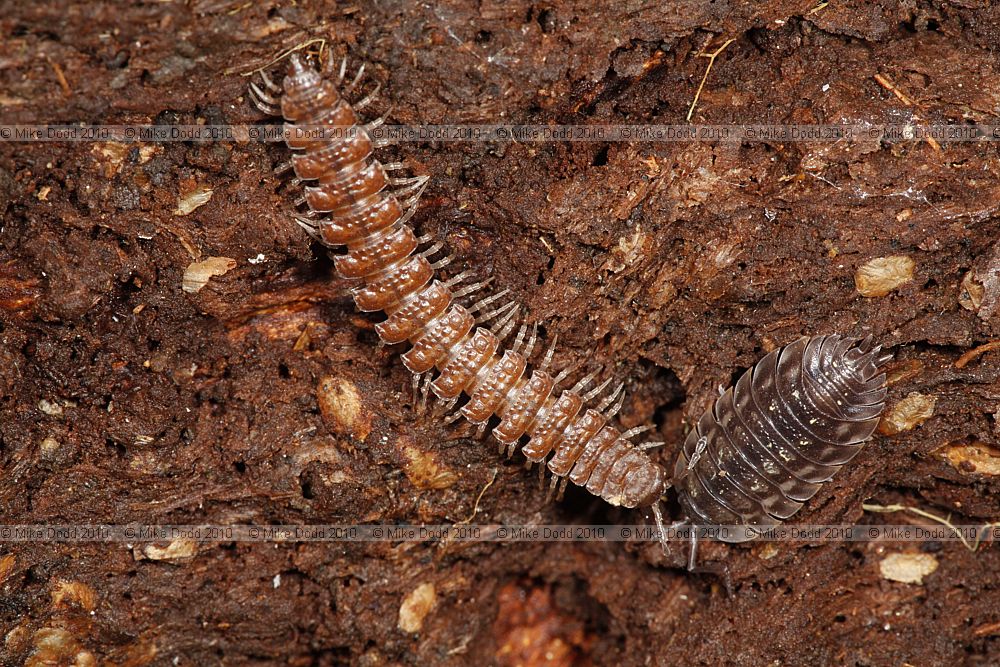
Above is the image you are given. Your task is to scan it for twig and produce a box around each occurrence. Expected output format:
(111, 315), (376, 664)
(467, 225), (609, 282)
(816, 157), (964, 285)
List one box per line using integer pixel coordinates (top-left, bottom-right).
(686, 38), (735, 122)
(873, 73), (915, 106)
(47, 58), (71, 96)
(863, 502), (999, 552)
(954, 340), (1000, 369)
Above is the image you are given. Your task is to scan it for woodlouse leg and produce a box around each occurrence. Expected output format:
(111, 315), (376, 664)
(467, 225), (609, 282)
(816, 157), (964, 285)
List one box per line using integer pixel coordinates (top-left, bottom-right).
(475, 421), (488, 439)
(686, 531), (734, 596)
(639, 441), (665, 450)
(651, 501), (671, 556)
(687, 435), (708, 471)
(273, 161), (293, 175)
(556, 477), (568, 501)
(381, 161), (407, 172)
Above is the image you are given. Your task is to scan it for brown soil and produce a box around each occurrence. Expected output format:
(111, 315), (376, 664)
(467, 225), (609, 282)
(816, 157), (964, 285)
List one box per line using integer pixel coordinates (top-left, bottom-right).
(2, 1), (999, 665)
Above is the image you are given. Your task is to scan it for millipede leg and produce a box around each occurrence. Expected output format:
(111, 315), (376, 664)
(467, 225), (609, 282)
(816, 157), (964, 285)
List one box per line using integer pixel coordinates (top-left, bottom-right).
(250, 82), (281, 107)
(419, 241), (444, 258)
(493, 307), (521, 342)
(469, 289), (510, 318)
(418, 374), (433, 414)
(569, 371), (597, 394)
(442, 270), (473, 289)
(434, 397), (458, 418)
(620, 424), (654, 441)
(478, 298), (517, 327)
(539, 334), (558, 371)
(546, 475), (559, 501)
(293, 215), (323, 242)
(603, 386), (627, 419)
(522, 323), (538, 358)
(343, 63), (365, 95)
(430, 255), (453, 270)
(354, 82), (382, 110)
(411, 373), (423, 407)
(393, 175), (430, 199)
(452, 278), (492, 300)
(249, 86), (280, 115)
(581, 376), (613, 403)
(596, 382), (625, 414)
(259, 70), (282, 94)
(511, 322), (529, 353)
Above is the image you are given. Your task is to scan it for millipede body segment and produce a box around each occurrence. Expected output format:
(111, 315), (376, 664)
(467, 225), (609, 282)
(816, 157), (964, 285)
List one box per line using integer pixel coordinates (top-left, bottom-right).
(264, 55), (669, 510)
(251, 55), (891, 549)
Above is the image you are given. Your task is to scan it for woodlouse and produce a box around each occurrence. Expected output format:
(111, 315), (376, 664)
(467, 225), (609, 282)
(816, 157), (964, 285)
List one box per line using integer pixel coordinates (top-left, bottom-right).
(674, 335), (892, 544)
(248, 53), (892, 566)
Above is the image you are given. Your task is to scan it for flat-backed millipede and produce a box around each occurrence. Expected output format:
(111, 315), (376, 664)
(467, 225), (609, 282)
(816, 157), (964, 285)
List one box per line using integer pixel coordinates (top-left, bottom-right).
(248, 53), (891, 564)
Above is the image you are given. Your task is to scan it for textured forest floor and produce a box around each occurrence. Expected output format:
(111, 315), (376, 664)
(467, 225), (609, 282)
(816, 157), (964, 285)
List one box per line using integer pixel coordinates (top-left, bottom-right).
(1, 1), (999, 665)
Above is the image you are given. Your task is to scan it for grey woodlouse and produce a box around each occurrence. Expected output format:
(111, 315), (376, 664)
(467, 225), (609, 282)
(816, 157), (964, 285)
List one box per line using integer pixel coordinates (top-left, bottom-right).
(248, 53), (892, 563)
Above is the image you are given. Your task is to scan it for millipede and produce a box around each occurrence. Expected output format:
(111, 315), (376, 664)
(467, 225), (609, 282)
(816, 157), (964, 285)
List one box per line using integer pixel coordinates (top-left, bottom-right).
(247, 51), (892, 574)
